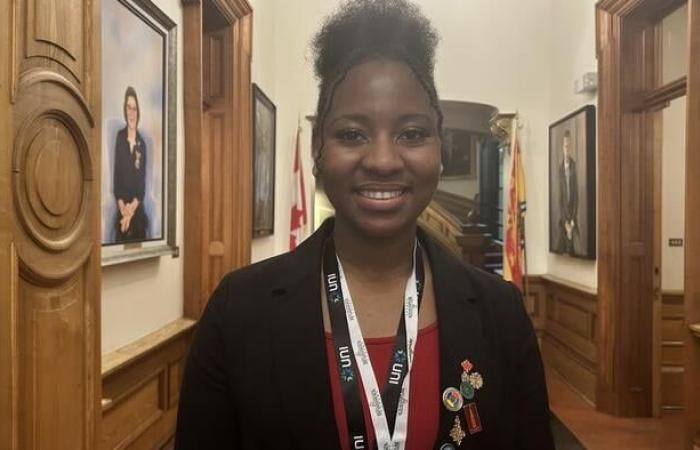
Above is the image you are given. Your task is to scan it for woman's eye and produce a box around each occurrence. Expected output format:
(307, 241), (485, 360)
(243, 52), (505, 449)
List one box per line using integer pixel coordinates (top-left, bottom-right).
(398, 128), (428, 144)
(337, 129), (367, 143)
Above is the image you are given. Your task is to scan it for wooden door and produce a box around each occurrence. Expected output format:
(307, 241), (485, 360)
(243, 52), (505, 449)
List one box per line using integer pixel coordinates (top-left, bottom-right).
(0, 0), (101, 448)
(202, 26), (235, 301)
(182, 0), (252, 319)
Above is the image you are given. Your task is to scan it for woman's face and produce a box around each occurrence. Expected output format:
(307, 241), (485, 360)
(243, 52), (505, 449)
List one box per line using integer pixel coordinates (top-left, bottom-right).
(126, 96), (138, 130)
(317, 59), (441, 239)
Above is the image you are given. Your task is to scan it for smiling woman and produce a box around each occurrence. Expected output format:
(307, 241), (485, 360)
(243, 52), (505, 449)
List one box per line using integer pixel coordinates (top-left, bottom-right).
(175, 1), (554, 449)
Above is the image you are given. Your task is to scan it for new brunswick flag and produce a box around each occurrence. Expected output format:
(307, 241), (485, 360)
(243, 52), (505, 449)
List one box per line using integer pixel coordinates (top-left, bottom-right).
(503, 120), (526, 292)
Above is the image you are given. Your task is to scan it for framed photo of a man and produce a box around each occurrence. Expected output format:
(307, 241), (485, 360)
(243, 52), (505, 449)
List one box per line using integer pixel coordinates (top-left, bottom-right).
(101, 0), (178, 265)
(252, 84), (276, 237)
(549, 105), (596, 259)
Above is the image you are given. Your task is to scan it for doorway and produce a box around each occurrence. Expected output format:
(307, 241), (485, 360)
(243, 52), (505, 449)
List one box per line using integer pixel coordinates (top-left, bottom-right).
(597, 0), (700, 446)
(182, 0), (253, 319)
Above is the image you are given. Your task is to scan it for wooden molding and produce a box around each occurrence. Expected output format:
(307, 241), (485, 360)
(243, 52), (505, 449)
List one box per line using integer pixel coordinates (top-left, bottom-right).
(637, 77), (687, 111)
(540, 274), (598, 298)
(102, 318), (196, 378)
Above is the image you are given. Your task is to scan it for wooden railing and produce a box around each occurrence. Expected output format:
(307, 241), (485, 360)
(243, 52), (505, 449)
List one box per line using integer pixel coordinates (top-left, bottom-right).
(419, 194), (493, 269)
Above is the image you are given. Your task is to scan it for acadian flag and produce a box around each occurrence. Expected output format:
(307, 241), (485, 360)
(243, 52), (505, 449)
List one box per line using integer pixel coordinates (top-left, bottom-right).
(503, 119), (527, 292)
(289, 125), (308, 250)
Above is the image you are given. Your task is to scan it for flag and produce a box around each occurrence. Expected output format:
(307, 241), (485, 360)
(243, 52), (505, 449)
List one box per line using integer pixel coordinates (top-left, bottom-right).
(503, 119), (527, 292)
(290, 125), (308, 250)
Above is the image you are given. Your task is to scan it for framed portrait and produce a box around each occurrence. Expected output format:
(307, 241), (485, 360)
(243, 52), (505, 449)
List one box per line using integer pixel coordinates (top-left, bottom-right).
(252, 84), (276, 237)
(549, 105), (596, 259)
(441, 128), (478, 178)
(100, 0), (178, 266)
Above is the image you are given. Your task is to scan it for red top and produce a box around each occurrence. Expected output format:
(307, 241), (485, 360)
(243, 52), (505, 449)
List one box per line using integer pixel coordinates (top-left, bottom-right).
(325, 323), (440, 450)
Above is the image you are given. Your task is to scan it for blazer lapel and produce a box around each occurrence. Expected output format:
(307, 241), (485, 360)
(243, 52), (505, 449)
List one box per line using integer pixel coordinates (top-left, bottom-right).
(422, 234), (500, 449)
(269, 222), (341, 450)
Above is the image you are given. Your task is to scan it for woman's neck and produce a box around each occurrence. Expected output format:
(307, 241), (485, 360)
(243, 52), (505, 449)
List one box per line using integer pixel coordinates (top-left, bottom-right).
(127, 127), (136, 142)
(332, 219), (417, 284)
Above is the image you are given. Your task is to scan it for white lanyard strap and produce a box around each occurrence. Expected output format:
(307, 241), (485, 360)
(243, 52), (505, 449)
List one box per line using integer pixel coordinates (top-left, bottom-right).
(336, 242), (420, 450)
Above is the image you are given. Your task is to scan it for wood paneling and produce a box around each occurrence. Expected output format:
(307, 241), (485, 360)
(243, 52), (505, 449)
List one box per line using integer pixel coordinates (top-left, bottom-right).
(183, 0), (253, 319)
(101, 319), (195, 450)
(539, 275), (598, 404)
(661, 292), (685, 410)
(686, 0), (700, 446)
(1, 0), (100, 448)
(525, 275), (546, 336)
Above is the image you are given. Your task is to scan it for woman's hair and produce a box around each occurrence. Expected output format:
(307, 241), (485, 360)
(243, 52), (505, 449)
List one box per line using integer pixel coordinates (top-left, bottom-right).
(311, 0), (442, 162)
(123, 86), (140, 126)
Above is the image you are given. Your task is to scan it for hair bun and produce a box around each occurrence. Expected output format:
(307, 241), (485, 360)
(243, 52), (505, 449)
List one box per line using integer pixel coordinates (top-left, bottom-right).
(312, 0), (439, 82)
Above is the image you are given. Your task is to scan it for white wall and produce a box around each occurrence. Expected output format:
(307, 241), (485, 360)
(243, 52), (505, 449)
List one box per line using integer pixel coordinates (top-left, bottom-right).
(660, 4), (688, 291)
(101, 0), (185, 354)
(546, 0), (598, 288)
(662, 96), (686, 291)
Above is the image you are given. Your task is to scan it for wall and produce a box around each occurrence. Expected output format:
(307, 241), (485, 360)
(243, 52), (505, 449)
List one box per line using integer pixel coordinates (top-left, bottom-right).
(661, 5), (688, 292)
(101, 0), (185, 354)
(546, 0), (598, 288)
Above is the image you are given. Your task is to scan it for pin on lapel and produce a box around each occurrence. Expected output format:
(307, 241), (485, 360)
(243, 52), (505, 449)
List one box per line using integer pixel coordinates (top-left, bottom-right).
(464, 402), (482, 435)
(449, 415), (466, 446)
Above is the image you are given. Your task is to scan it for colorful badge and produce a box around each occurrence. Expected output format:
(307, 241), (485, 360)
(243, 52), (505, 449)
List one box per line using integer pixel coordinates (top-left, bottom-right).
(464, 402), (483, 435)
(460, 380), (475, 400)
(468, 372), (484, 390)
(442, 387), (464, 412)
(460, 359), (474, 373)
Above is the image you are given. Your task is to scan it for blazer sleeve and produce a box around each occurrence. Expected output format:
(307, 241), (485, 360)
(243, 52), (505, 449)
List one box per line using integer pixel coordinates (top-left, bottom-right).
(508, 282), (555, 450)
(175, 277), (238, 449)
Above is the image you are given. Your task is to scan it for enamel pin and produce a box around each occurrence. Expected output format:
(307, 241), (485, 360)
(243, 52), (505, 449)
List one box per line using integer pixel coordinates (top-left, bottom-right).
(449, 415), (466, 446)
(464, 402), (483, 435)
(442, 387), (463, 412)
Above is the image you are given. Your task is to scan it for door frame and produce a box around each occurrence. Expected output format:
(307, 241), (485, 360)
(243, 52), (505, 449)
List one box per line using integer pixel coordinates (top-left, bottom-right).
(181, 0), (253, 319)
(596, 0), (690, 418)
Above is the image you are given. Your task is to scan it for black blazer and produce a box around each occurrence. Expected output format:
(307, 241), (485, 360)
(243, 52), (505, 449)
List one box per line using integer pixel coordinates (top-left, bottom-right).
(175, 220), (554, 450)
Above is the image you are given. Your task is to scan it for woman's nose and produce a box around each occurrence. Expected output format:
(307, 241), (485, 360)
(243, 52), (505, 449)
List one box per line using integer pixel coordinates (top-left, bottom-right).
(361, 134), (403, 175)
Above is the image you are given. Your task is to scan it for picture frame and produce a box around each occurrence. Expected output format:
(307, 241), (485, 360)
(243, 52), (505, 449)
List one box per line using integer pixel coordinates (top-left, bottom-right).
(100, 0), (178, 266)
(252, 84), (276, 237)
(441, 128), (478, 179)
(548, 105), (596, 259)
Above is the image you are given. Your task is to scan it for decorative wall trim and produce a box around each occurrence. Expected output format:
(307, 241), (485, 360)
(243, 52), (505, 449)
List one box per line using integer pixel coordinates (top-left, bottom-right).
(101, 318), (195, 449)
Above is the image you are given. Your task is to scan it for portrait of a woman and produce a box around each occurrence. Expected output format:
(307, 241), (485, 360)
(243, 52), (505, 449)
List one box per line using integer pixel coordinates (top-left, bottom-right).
(175, 1), (554, 449)
(113, 86), (149, 242)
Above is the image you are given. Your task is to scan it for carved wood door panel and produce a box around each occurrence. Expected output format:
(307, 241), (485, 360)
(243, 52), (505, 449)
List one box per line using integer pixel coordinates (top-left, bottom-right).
(0, 0), (101, 448)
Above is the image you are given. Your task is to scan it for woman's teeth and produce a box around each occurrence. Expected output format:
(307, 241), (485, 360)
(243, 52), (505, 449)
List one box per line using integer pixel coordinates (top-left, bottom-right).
(358, 190), (403, 200)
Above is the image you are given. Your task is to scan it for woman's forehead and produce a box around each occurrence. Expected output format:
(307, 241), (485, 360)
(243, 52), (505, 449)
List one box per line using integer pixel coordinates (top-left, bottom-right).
(325, 59), (435, 123)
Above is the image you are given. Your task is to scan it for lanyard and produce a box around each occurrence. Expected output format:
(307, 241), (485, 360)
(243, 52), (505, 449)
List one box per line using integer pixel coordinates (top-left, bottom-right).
(323, 238), (425, 450)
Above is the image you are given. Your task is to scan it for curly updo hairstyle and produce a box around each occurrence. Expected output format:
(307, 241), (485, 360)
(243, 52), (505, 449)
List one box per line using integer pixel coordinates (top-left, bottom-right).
(311, 0), (442, 172)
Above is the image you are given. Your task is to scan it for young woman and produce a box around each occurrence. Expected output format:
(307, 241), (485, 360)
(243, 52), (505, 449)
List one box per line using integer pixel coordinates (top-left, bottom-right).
(113, 86), (148, 242)
(175, 1), (554, 449)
